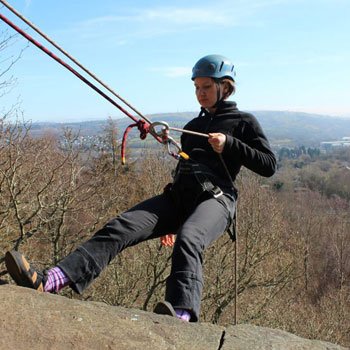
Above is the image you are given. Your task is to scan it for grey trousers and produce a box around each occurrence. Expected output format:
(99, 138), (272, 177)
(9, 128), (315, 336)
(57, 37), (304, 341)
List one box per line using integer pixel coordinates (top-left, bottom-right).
(58, 184), (235, 322)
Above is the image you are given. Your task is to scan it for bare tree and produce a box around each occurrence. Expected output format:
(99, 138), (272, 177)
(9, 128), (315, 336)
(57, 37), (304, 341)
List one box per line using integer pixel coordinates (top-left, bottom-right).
(101, 117), (119, 175)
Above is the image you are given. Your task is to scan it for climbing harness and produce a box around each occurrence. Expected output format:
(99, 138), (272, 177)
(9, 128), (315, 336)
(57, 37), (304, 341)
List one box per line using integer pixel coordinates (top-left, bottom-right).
(174, 161), (224, 199)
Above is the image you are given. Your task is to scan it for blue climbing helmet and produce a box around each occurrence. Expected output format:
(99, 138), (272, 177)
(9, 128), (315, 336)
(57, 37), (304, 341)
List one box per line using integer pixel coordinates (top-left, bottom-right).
(191, 54), (235, 81)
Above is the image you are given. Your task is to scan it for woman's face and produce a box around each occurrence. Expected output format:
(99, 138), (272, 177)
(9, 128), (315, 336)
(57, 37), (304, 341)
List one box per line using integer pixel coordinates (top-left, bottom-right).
(194, 77), (219, 111)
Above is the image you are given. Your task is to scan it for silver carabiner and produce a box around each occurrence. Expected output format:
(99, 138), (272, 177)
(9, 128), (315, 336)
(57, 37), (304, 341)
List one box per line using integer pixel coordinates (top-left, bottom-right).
(150, 121), (189, 160)
(166, 135), (181, 153)
(166, 136), (190, 161)
(149, 121), (170, 140)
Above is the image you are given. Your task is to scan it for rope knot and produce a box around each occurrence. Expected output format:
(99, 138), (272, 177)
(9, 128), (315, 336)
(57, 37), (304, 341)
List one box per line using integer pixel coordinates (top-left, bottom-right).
(136, 119), (150, 140)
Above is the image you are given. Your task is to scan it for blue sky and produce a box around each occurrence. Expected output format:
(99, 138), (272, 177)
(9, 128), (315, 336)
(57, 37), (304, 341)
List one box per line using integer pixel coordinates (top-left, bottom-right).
(1, 0), (350, 122)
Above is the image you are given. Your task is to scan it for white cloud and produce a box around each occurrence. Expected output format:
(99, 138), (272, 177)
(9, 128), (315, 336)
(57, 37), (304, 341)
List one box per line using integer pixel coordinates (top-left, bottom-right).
(282, 53), (348, 66)
(78, 2), (251, 29)
(70, 1), (295, 42)
(149, 66), (191, 78)
(24, 0), (32, 9)
(78, 9), (232, 28)
(79, 15), (131, 27)
(141, 7), (231, 26)
(303, 54), (348, 65)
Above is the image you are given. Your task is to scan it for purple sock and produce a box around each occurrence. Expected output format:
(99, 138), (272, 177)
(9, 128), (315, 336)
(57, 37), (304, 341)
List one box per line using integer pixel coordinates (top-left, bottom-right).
(175, 308), (191, 322)
(44, 266), (71, 293)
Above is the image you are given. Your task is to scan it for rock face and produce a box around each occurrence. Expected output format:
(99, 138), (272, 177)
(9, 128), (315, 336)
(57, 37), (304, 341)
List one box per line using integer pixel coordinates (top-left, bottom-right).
(0, 285), (347, 350)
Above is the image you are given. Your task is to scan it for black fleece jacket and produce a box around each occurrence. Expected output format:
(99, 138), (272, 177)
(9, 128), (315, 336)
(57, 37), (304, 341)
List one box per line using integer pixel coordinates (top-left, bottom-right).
(177, 100), (276, 189)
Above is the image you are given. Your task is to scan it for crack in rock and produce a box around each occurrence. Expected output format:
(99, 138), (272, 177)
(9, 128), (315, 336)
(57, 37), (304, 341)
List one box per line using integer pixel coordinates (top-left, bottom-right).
(217, 329), (226, 350)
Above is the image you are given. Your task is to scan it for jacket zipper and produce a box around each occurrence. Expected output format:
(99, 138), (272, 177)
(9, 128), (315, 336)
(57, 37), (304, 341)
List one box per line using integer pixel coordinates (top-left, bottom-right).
(204, 114), (214, 134)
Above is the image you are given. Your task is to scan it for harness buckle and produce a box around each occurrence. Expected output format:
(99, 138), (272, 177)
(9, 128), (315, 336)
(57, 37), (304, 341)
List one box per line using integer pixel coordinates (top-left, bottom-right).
(212, 186), (223, 198)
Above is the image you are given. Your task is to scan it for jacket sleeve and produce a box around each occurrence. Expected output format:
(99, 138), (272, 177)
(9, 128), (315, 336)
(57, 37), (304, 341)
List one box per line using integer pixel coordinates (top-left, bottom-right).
(223, 115), (277, 177)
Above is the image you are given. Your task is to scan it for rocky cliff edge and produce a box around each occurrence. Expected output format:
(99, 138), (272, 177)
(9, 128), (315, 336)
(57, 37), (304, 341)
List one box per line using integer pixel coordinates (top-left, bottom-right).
(0, 285), (347, 350)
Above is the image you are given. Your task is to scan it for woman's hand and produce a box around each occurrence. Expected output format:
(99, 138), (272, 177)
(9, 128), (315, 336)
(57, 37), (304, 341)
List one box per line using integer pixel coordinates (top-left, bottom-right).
(208, 133), (226, 154)
(160, 234), (175, 247)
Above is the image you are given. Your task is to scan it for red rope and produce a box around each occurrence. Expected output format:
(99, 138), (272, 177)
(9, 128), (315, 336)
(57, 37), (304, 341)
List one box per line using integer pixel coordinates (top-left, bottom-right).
(121, 120), (153, 165)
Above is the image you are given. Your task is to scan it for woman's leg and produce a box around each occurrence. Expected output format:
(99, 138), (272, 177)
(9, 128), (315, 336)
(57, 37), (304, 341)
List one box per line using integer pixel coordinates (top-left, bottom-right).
(165, 194), (235, 321)
(55, 193), (180, 293)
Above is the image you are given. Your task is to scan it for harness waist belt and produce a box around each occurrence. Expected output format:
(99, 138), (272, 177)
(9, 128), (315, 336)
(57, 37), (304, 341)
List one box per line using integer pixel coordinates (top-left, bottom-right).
(177, 162), (223, 199)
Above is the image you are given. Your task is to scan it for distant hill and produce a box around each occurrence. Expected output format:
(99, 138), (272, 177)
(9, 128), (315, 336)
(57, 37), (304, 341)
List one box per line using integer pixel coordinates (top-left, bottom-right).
(255, 111), (350, 146)
(29, 111), (350, 147)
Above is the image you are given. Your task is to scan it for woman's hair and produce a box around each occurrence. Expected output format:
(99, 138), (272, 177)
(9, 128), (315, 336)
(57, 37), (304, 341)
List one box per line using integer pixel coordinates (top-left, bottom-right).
(220, 78), (236, 98)
(213, 77), (235, 99)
